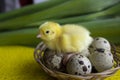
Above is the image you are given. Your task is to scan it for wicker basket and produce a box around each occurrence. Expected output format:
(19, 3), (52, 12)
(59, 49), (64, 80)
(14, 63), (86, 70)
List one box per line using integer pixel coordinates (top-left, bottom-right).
(34, 42), (120, 80)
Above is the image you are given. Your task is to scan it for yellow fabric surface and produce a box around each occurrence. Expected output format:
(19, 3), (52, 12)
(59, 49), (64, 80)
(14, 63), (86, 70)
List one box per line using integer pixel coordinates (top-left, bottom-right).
(0, 46), (120, 80)
(0, 46), (53, 80)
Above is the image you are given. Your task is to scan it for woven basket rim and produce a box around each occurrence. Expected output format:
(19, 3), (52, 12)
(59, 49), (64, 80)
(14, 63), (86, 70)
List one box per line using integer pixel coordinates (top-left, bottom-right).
(34, 42), (120, 80)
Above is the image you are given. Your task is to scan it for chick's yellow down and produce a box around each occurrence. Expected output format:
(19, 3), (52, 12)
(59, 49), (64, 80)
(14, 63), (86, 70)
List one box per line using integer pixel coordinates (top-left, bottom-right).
(37, 22), (93, 53)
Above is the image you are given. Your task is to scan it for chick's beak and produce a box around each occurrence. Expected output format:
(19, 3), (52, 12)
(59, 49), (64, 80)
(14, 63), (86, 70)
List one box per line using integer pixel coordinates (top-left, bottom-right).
(37, 34), (41, 38)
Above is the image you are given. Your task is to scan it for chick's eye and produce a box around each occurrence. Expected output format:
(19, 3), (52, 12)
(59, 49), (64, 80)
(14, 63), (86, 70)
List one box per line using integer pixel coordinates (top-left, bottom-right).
(46, 31), (49, 34)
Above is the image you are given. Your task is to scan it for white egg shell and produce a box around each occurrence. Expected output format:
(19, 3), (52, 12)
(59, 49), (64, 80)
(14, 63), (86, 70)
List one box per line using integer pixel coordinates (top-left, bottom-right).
(89, 37), (111, 53)
(89, 50), (114, 72)
(66, 54), (92, 75)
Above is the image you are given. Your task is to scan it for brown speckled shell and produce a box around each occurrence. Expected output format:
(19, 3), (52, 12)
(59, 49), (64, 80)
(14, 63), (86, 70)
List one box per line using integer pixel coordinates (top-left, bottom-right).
(34, 42), (120, 80)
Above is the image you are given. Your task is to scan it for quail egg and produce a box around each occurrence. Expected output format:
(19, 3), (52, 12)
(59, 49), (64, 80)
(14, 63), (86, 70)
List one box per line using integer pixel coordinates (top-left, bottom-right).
(89, 37), (111, 53)
(66, 54), (92, 75)
(43, 48), (64, 71)
(89, 50), (114, 72)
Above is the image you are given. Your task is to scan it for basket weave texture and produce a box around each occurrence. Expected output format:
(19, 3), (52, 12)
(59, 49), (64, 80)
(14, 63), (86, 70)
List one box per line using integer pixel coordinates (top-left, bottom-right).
(34, 42), (120, 80)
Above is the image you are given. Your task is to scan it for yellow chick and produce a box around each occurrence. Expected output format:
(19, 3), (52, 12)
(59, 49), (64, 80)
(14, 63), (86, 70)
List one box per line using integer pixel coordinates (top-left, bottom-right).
(37, 22), (93, 53)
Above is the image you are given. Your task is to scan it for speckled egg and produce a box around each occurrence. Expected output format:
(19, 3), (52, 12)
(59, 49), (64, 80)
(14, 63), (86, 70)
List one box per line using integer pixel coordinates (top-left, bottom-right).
(66, 54), (92, 75)
(89, 37), (111, 53)
(89, 50), (114, 72)
(43, 48), (64, 71)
